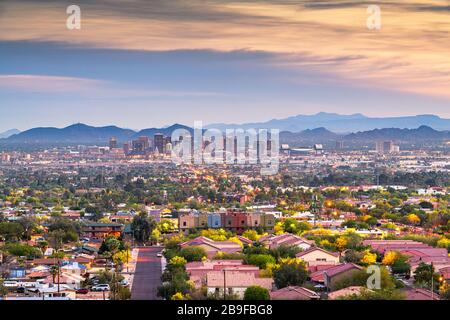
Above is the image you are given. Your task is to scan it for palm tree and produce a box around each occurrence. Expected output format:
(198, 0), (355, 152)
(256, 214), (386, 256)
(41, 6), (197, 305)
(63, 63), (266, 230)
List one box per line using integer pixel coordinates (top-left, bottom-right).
(49, 265), (59, 284)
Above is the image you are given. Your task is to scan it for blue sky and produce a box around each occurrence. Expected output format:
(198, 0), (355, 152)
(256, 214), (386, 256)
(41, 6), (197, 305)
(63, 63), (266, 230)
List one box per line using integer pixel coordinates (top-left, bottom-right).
(1, 1), (450, 131)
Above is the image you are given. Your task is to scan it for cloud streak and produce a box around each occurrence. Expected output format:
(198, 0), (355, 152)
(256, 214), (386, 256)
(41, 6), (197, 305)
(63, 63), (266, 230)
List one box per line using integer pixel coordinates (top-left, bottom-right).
(1, 0), (450, 103)
(0, 74), (223, 98)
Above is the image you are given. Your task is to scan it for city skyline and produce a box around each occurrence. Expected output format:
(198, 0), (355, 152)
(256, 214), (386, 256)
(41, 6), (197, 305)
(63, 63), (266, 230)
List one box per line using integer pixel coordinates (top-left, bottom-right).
(2, 1), (450, 130)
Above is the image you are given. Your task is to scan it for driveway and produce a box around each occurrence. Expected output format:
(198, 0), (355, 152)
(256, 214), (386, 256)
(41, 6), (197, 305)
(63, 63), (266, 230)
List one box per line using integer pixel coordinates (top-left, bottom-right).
(131, 246), (163, 300)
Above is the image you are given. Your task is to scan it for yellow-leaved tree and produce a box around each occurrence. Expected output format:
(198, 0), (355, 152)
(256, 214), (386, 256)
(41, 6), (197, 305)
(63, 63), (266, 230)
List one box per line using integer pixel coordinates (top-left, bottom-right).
(382, 251), (399, 265)
(171, 292), (191, 300)
(407, 214), (421, 225)
(228, 236), (244, 248)
(361, 250), (377, 265)
(335, 237), (348, 250)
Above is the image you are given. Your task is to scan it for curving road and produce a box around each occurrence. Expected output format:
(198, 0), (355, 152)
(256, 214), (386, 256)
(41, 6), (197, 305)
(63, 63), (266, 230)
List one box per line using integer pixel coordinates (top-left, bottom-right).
(131, 246), (163, 300)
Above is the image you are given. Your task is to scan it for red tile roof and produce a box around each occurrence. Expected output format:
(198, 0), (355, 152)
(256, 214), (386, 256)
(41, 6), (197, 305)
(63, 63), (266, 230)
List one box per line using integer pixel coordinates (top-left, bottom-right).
(324, 263), (362, 278)
(296, 247), (340, 258)
(402, 288), (440, 300)
(206, 271), (273, 290)
(270, 286), (320, 300)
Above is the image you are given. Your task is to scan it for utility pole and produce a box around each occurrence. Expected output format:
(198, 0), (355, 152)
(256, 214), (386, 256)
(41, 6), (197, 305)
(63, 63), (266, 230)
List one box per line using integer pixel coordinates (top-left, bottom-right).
(57, 259), (60, 295)
(223, 269), (227, 300)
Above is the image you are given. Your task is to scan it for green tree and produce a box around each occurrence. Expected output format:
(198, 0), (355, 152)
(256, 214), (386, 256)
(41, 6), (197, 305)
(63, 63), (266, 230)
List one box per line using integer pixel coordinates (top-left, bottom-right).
(244, 286), (270, 300)
(157, 272), (192, 300)
(131, 212), (156, 242)
(270, 245), (302, 260)
(4, 243), (42, 258)
(414, 263), (440, 290)
(0, 222), (24, 241)
(99, 236), (122, 255)
(273, 260), (308, 289)
(179, 247), (207, 262)
(244, 254), (276, 269)
(391, 256), (411, 276)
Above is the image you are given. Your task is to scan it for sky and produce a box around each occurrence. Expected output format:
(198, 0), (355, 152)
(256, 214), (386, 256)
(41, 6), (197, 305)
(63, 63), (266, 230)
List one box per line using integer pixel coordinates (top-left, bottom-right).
(1, 0), (450, 131)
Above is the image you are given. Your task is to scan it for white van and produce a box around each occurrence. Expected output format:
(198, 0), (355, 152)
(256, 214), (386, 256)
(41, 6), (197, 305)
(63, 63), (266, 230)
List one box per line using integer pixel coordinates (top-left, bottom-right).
(3, 280), (19, 288)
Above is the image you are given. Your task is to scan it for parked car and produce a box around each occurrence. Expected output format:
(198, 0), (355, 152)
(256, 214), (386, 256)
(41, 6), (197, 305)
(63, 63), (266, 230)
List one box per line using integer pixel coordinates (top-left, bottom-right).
(156, 252), (163, 258)
(3, 281), (19, 288)
(91, 284), (110, 292)
(16, 287), (26, 294)
(76, 288), (89, 294)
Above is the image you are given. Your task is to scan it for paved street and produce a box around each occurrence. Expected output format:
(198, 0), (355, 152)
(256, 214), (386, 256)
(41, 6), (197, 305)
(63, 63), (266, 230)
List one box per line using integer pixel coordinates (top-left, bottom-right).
(131, 247), (163, 300)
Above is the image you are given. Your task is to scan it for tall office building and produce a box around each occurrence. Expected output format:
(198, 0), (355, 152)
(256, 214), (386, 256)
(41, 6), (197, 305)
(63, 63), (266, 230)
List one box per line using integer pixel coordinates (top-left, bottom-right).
(375, 140), (396, 154)
(109, 137), (118, 149)
(123, 142), (130, 155)
(154, 133), (164, 153)
(132, 136), (151, 154)
(335, 141), (344, 150)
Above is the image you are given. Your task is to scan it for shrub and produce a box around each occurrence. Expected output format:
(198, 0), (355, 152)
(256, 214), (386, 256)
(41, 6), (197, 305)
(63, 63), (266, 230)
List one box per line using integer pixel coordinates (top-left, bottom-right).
(244, 286), (270, 300)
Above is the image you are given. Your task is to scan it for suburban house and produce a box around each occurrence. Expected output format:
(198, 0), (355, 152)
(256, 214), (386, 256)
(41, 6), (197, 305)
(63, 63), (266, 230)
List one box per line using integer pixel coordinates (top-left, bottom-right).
(309, 265), (339, 284)
(364, 240), (450, 276)
(327, 286), (368, 300)
(323, 263), (363, 291)
(178, 211), (276, 233)
(206, 271), (274, 299)
(26, 283), (77, 299)
(186, 260), (260, 288)
(60, 262), (87, 276)
(296, 247), (340, 266)
(82, 222), (123, 239)
(402, 288), (440, 300)
(237, 236), (254, 246)
(257, 233), (314, 250)
(270, 286), (320, 300)
(179, 236), (242, 258)
(57, 272), (85, 290)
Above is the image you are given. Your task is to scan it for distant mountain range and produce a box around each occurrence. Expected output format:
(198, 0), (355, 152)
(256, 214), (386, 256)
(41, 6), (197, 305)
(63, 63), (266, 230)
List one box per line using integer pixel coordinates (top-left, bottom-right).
(1, 114), (450, 146)
(0, 129), (20, 139)
(279, 126), (450, 145)
(207, 112), (450, 133)
(3, 123), (192, 144)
